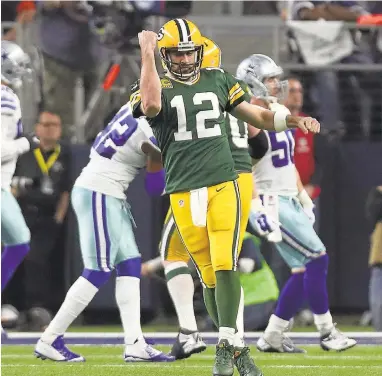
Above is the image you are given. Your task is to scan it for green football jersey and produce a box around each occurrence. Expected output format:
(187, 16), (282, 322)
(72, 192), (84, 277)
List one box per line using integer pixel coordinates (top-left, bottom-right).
(131, 68), (246, 194)
(225, 81), (252, 173)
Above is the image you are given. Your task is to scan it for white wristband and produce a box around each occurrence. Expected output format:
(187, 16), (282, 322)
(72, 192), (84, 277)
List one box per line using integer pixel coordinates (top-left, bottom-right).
(274, 111), (288, 132)
(298, 189), (314, 208)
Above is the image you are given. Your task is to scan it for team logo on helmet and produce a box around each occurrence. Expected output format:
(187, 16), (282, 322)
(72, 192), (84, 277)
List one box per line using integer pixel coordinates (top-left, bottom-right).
(157, 27), (164, 41)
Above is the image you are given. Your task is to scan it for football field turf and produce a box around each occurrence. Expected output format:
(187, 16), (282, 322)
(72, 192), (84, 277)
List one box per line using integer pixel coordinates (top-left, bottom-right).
(2, 343), (382, 376)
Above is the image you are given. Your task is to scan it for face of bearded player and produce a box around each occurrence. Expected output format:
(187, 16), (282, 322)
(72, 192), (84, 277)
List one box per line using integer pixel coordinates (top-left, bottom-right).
(167, 50), (197, 77)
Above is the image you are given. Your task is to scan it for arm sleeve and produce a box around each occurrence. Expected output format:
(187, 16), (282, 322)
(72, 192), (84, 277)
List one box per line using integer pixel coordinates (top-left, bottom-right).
(248, 130), (269, 160)
(224, 72), (246, 112)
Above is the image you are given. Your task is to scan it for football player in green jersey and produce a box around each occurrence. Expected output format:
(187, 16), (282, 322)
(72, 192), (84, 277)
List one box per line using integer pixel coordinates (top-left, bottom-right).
(133, 18), (320, 376)
(146, 36), (271, 376)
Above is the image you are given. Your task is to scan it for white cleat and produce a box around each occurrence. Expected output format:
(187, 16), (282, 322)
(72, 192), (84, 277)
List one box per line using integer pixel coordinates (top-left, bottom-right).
(169, 331), (207, 360)
(35, 336), (85, 362)
(124, 339), (175, 362)
(257, 332), (306, 353)
(320, 326), (357, 352)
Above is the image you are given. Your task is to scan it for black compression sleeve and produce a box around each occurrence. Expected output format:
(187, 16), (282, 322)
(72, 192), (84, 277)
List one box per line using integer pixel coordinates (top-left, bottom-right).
(248, 130), (268, 159)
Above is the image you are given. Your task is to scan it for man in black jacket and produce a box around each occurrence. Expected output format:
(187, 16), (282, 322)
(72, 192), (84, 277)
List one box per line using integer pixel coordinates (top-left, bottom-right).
(12, 111), (72, 316)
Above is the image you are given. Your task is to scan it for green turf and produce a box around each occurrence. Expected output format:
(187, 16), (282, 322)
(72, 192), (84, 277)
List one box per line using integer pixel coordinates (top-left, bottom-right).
(2, 345), (382, 376)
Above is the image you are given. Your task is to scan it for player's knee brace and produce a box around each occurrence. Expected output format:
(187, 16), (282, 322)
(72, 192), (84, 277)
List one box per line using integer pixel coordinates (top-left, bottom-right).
(116, 257), (141, 278)
(306, 253), (329, 277)
(82, 268), (111, 288)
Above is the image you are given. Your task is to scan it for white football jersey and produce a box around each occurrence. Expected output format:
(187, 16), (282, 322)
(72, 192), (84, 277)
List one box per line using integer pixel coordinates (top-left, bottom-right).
(75, 103), (156, 199)
(1, 85), (23, 189)
(253, 129), (298, 196)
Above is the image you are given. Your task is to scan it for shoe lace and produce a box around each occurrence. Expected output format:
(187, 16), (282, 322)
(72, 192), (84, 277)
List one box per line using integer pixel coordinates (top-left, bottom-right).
(330, 325), (347, 340)
(216, 345), (233, 366)
(55, 337), (75, 358)
(235, 348), (259, 376)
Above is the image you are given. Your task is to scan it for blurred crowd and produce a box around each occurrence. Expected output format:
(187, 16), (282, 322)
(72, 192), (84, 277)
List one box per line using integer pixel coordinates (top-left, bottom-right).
(1, 0), (382, 141)
(1, 0), (382, 331)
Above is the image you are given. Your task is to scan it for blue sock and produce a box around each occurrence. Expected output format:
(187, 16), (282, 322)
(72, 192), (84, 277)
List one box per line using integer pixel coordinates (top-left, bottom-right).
(1, 243), (30, 292)
(304, 254), (329, 314)
(274, 272), (305, 321)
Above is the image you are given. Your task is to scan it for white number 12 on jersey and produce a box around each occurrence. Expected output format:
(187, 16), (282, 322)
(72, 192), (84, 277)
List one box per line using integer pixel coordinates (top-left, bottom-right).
(171, 92), (222, 141)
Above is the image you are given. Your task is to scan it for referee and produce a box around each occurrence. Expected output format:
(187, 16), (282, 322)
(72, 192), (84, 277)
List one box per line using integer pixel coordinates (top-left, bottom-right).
(12, 111), (72, 314)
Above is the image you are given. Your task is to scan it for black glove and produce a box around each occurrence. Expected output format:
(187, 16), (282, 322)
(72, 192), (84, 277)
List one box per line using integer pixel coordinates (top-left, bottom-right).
(23, 134), (40, 150)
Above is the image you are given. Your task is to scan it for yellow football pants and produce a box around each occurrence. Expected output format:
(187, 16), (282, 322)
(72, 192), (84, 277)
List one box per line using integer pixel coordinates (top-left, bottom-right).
(164, 173), (253, 288)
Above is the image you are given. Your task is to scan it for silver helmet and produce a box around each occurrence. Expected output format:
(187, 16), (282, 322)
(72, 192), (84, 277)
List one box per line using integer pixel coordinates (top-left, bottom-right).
(236, 54), (288, 101)
(1, 41), (32, 89)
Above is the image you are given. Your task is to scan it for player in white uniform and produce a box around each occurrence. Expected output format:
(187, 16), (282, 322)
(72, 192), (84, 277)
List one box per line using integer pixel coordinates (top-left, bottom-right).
(236, 54), (357, 353)
(1, 41), (39, 305)
(35, 103), (174, 363)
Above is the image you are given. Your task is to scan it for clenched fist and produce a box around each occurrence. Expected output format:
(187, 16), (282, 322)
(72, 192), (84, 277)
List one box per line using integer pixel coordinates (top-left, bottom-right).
(138, 30), (158, 54)
(297, 117), (320, 134)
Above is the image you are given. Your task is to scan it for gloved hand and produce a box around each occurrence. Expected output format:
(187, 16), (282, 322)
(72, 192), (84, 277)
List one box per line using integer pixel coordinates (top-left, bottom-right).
(297, 190), (315, 224)
(22, 133), (40, 150)
(249, 197), (279, 238)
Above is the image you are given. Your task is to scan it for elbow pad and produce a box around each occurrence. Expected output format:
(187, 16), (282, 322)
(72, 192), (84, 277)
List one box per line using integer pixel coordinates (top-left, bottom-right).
(248, 130), (268, 159)
(145, 169), (166, 196)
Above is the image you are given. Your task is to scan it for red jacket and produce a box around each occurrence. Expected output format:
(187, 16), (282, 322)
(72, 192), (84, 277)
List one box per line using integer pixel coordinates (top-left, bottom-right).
(293, 114), (321, 199)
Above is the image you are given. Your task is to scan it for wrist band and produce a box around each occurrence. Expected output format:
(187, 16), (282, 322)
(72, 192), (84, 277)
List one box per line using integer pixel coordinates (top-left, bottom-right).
(274, 111), (288, 132)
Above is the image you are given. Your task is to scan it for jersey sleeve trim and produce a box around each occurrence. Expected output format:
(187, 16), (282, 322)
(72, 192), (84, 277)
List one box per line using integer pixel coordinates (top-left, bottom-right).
(228, 83), (245, 108)
(130, 89), (141, 109)
(130, 80), (144, 117)
(1, 103), (17, 111)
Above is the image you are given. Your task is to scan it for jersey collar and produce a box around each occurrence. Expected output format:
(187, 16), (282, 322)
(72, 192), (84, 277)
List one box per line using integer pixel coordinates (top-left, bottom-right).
(165, 72), (200, 86)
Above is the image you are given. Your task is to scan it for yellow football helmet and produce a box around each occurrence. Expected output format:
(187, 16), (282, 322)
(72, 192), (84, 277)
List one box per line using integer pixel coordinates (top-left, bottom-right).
(157, 18), (204, 80)
(201, 36), (221, 68)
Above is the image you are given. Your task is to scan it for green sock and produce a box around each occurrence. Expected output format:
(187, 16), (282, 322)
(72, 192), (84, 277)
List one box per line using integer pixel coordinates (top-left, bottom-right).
(203, 286), (219, 328)
(215, 270), (241, 328)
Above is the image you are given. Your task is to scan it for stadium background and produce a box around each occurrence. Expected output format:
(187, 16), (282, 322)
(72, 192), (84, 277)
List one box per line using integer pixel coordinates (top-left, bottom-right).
(1, 0), (382, 330)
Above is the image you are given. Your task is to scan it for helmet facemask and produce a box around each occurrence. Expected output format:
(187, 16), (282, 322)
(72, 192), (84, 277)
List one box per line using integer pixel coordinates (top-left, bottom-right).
(161, 43), (203, 81)
(262, 74), (289, 103)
